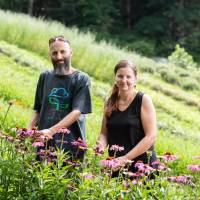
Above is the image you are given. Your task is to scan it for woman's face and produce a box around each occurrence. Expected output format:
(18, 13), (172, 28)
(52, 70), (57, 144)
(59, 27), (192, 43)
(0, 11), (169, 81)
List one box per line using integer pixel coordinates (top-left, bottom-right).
(115, 66), (136, 92)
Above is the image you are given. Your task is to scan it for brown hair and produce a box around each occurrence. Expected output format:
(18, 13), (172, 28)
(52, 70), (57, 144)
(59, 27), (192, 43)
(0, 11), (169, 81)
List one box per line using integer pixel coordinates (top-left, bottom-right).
(105, 60), (137, 118)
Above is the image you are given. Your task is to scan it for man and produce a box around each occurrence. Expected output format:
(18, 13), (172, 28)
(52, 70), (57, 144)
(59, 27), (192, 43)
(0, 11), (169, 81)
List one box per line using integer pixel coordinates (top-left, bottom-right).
(28, 35), (92, 159)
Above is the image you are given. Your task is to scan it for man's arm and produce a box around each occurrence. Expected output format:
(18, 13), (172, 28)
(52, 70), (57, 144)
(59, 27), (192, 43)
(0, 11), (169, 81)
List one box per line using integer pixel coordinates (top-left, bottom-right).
(41, 109), (81, 138)
(27, 111), (40, 130)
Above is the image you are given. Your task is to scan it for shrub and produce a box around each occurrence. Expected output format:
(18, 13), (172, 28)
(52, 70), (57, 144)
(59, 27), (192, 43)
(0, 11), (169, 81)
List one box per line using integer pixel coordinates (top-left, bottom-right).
(168, 44), (197, 69)
(127, 39), (156, 57)
(181, 78), (199, 91)
(158, 68), (180, 85)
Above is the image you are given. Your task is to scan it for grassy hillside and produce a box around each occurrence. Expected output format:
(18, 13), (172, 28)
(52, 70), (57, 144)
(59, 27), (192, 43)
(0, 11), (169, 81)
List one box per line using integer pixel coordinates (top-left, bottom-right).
(0, 10), (199, 199)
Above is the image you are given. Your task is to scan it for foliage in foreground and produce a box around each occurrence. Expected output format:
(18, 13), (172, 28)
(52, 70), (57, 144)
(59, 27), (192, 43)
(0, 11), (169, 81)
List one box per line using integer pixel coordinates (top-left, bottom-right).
(0, 127), (199, 200)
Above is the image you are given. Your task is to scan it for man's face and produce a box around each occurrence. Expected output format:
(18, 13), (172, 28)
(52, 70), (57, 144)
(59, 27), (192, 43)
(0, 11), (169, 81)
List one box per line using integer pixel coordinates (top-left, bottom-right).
(49, 41), (72, 69)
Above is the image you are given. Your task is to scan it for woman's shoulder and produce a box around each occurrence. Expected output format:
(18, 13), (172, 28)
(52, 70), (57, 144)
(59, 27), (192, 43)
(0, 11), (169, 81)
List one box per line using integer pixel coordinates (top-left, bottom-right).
(141, 93), (154, 109)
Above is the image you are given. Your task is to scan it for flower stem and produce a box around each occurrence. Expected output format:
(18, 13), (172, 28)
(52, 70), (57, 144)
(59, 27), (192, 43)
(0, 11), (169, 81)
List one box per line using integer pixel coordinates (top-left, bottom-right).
(60, 132), (64, 150)
(1, 104), (12, 129)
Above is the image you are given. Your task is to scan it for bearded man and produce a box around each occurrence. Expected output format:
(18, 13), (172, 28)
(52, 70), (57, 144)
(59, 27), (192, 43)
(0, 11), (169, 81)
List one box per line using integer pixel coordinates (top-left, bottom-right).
(28, 35), (92, 159)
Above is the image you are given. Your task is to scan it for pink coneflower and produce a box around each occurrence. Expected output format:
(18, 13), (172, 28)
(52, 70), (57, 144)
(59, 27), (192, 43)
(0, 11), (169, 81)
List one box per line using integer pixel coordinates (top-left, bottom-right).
(123, 171), (144, 177)
(37, 135), (48, 142)
(168, 174), (193, 183)
(132, 179), (143, 185)
(109, 145), (124, 152)
(122, 180), (130, 188)
(13, 128), (37, 140)
(37, 149), (57, 162)
(49, 151), (57, 157)
(57, 128), (70, 134)
(55, 140), (68, 144)
(187, 164), (200, 171)
(32, 141), (44, 147)
(100, 158), (121, 169)
(160, 152), (178, 161)
(134, 160), (144, 168)
(123, 171), (135, 177)
(134, 161), (155, 173)
(38, 149), (46, 156)
(152, 160), (171, 171)
(6, 135), (14, 142)
(65, 160), (81, 167)
(71, 138), (88, 150)
(80, 172), (94, 179)
(93, 144), (104, 156)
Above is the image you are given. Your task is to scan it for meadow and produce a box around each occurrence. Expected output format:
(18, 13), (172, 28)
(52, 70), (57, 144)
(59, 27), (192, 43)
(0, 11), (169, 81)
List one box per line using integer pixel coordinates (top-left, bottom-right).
(0, 9), (199, 199)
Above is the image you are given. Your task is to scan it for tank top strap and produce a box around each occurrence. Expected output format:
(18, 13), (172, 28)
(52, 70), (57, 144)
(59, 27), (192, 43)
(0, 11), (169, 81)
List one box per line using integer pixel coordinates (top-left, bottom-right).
(130, 91), (144, 116)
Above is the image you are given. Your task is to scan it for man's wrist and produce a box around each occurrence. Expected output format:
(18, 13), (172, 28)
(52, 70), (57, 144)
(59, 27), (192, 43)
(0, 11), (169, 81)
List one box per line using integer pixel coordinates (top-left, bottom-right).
(49, 127), (57, 136)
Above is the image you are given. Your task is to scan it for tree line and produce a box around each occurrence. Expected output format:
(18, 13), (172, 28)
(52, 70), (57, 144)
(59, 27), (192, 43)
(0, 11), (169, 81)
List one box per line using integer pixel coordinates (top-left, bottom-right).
(0, 0), (199, 61)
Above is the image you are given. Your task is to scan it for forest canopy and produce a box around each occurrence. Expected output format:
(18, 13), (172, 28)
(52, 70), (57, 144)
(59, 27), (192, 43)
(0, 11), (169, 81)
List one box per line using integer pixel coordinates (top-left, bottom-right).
(0, 0), (199, 61)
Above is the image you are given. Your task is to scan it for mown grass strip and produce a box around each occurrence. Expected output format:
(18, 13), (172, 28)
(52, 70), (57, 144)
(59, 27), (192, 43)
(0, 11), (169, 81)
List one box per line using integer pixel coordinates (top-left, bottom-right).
(1, 9), (200, 94)
(140, 73), (200, 108)
(2, 40), (200, 111)
(0, 41), (50, 71)
(0, 54), (38, 108)
(0, 9), (146, 83)
(1, 49), (200, 142)
(0, 47), (199, 177)
(138, 84), (200, 140)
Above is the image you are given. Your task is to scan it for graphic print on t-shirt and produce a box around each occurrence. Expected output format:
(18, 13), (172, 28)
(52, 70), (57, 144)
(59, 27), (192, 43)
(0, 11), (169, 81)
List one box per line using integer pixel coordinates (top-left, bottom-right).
(48, 88), (69, 110)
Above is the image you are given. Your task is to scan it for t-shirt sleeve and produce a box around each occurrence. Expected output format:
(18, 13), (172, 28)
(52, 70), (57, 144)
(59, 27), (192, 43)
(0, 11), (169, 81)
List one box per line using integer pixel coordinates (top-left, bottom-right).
(33, 73), (45, 112)
(72, 74), (92, 114)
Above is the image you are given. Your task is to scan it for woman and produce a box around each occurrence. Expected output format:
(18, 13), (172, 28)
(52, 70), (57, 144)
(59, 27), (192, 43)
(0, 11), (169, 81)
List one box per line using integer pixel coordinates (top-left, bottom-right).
(94, 60), (157, 173)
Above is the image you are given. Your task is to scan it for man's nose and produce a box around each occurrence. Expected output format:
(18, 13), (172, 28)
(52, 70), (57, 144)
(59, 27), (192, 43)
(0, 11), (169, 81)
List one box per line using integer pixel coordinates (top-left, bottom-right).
(56, 52), (62, 59)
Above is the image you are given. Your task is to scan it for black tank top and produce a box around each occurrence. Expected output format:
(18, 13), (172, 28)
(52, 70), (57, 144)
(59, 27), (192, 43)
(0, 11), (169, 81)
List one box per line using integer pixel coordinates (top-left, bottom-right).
(107, 91), (156, 166)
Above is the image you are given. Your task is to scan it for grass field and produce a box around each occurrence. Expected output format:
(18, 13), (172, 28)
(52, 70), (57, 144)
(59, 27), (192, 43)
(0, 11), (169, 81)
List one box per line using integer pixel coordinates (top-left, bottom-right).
(0, 9), (199, 199)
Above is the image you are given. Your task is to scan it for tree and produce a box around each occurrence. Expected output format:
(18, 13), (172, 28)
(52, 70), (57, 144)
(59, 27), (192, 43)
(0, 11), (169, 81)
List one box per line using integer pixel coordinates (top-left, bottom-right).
(28, 0), (34, 16)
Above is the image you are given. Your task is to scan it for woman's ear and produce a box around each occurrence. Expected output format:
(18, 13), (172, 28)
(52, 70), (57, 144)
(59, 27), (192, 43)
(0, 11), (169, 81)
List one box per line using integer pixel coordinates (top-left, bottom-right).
(70, 48), (73, 56)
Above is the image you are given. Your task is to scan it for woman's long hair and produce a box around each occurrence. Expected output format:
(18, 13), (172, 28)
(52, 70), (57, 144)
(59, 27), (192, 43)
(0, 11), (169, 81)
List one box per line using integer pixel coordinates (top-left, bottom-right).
(105, 60), (137, 118)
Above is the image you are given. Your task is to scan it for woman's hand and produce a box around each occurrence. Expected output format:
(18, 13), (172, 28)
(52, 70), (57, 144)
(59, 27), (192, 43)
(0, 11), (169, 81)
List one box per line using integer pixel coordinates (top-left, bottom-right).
(112, 155), (132, 171)
(93, 141), (105, 155)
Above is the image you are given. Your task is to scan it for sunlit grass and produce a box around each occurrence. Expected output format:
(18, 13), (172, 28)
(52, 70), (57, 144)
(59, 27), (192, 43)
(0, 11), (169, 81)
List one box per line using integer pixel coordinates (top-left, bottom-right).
(0, 9), (199, 197)
(0, 9), (158, 84)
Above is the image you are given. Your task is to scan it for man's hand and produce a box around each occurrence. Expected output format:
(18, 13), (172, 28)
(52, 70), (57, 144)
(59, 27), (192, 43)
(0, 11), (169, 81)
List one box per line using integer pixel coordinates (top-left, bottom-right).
(40, 129), (54, 139)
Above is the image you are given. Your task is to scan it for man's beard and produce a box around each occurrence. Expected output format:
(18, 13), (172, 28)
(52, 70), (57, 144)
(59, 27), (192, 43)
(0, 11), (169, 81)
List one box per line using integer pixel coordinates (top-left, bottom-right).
(52, 57), (70, 74)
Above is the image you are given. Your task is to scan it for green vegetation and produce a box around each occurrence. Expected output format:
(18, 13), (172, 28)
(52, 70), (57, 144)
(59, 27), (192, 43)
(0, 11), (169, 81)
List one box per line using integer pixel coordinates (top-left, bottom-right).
(168, 44), (197, 69)
(0, 1), (200, 61)
(0, 10), (199, 199)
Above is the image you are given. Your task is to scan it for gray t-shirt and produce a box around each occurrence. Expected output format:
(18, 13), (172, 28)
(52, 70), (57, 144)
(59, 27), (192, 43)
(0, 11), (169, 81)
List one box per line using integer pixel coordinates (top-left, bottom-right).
(34, 70), (92, 154)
